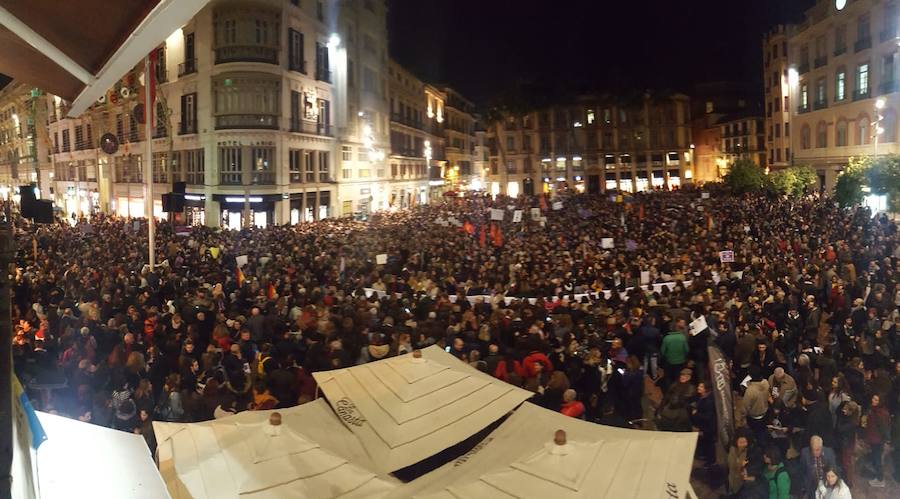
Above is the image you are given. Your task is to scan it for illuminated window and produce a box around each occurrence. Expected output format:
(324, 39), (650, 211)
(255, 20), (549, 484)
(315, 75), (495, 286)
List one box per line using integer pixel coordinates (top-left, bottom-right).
(835, 70), (846, 101)
(586, 109), (595, 124)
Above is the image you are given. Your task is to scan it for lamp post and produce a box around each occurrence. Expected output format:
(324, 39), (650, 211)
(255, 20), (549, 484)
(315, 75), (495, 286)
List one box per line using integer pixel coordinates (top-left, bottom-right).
(872, 97), (886, 158)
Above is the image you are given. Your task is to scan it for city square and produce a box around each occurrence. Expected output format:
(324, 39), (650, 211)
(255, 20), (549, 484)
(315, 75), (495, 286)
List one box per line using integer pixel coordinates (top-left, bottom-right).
(0, 0), (899, 498)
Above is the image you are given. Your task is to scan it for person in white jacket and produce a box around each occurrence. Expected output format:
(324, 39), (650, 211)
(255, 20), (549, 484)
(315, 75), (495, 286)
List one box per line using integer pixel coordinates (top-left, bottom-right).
(816, 466), (852, 499)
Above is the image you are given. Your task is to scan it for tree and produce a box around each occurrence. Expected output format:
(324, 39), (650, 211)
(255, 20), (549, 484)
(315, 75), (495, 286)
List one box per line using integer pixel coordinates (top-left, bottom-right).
(722, 159), (766, 194)
(833, 154), (900, 211)
(769, 165), (817, 197)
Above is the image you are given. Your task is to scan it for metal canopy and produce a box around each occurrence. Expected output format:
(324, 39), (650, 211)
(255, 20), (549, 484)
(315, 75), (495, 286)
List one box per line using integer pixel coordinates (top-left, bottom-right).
(0, 0), (209, 116)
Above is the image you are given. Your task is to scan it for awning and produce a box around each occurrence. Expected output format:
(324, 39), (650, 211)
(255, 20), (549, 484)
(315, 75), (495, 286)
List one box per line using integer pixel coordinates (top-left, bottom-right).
(35, 411), (169, 499)
(391, 402), (698, 499)
(312, 346), (533, 473)
(0, 0), (208, 117)
(154, 399), (399, 499)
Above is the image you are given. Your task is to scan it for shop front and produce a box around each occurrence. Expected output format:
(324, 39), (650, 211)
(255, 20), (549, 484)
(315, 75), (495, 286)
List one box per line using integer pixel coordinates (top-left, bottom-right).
(213, 194), (277, 230)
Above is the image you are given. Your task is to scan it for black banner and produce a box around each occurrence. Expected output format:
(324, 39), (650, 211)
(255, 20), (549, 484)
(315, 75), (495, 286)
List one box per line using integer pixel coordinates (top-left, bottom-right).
(708, 344), (734, 447)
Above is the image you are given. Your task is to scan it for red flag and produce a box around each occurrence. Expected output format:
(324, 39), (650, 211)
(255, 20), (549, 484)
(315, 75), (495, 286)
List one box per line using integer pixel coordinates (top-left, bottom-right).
(638, 204), (645, 220)
(491, 223), (503, 247)
(479, 225), (486, 247)
(463, 221), (475, 235)
(267, 283), (277, 300)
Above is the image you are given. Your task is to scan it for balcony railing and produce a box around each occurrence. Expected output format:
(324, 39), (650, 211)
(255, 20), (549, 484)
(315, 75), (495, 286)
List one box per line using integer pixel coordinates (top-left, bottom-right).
(798, 104), (810, 114)
(390, 113), (423, 130)
(798, 63), (810, 75)
(178, 59), (197, 76)
(814, 56), (827, 68)
(879, 28), (897, 43)
(251, 172), (275, 185)
(854, 37), (872, 52)
(215, 114), (278, 130)
(853, 89), (870, 101)
(289, 119), (332, 136)
(215, 45), (278, 65)
(316, 68), (332, 83)
(880, 80), (897, 94)
(179, 122), (197, 135)
(813, 99), (828, 110)
(289, 60), (307, 74)
(834, 46), (846, 57)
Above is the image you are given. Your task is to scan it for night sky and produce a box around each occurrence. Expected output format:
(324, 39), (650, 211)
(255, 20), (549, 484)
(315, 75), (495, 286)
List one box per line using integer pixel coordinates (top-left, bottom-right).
(387, 0), (815, 105)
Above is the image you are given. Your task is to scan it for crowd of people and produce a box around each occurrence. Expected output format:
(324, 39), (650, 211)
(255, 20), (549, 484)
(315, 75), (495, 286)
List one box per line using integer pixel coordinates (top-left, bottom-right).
(9, 186), (900, 498)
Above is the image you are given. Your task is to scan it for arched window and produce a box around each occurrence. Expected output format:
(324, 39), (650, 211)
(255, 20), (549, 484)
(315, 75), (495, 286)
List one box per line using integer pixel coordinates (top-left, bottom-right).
(801, 124), (811, 149)
(816, 121), (828, 148)
(835, 119), (848, 146)
(857, 113), (870, 145)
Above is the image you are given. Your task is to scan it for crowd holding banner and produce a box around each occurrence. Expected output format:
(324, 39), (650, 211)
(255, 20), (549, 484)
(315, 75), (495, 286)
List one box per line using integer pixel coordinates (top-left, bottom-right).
(7, 186), (900, 497)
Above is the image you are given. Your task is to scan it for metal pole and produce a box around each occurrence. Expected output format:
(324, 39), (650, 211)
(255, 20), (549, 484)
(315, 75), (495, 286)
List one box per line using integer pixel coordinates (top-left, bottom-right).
(0, 205), (14, 498)
(144, 56), (156, 268)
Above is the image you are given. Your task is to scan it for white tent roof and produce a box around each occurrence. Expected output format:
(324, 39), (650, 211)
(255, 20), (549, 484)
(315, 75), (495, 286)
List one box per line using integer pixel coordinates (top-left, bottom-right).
(154, 399), (399, 499)
(390, 402), (699, 499)
(35, 411), (169, 499)
(312, 346), (533, 473)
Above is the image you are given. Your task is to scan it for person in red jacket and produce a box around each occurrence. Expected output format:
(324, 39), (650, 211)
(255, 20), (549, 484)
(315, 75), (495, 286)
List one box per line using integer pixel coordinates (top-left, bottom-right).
(493, 353), (525, 382)
(862, 393), (890, 488)
(560, 389), (585, 418)
(522, 350), (553, 379)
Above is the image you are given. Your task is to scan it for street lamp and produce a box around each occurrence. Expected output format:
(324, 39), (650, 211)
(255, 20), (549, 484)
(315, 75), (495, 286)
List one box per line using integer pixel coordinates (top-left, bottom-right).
(328, 33), (341, 48)
(872, 98), (886, 157)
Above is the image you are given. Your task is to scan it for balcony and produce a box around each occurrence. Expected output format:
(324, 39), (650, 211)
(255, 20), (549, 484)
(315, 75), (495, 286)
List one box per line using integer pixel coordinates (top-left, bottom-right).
(852, 89), (870, 101)
(288, 60), (307, 74)
(251, 172), (275, 185)
(179, 122), (197, 135)
(854, 37), (872, 52)
(215, 45), (278, 65)
(316, 68), (332, 83)
(798, 104), (810, 114)
(813, 99), (828, 110)
(289, 119), (332, 137)
(833, 46), (846, 57)
(390, 113), (423, 130)
(880, 80), (897, 94)
(880, 28), (897, 43)
(215, 114), (278, 130)
(178, 59), (197, 76)
(798, 63), (810, 75)
(813, 56), (827, 69)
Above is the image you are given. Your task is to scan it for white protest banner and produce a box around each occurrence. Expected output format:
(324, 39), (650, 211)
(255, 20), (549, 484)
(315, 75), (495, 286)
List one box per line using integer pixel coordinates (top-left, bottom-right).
(236, 255), (249, 268)
(512, 210), (523, 223)
(376, 254), (388, 265)
(731, 271), (744, 280)
(689, 315), (708, 336)
(640, 271), (651, 285)
(719, 250), (735, 263)
(552, 201), (563, 211)
(743, 225), (751, 233)
(601, 238), (614, 249)
(701, 192), (710, 199)
(490, 208), (504, 221)
(530, 208), (541, 220)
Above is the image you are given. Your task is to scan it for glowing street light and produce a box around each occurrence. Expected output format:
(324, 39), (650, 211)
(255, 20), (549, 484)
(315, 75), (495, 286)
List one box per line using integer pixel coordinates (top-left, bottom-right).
(875, 97), (886, 109)
(787, 67), (799, 87)
(328, 33), (341, 48)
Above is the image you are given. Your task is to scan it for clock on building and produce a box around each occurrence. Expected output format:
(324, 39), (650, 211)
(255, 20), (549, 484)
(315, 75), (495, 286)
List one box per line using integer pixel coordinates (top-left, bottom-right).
(835, 0), (846, 10)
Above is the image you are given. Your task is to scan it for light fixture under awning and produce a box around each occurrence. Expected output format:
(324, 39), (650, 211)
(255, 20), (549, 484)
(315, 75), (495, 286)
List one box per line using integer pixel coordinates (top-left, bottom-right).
(0, 0), (209, 117)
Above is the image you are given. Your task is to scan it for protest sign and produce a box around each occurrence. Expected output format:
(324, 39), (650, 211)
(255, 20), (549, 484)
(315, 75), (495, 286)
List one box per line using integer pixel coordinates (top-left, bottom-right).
(236, 255), (248, 268)
(490, 208), (504, 221)
(719, 250), (734, 263)
(530, 208), (541, 220)
(552, 201), (563, 211)
(512, 210), (523, 223)
(701, 192), (710, 199)
(601, 238), (614, 249)
(689, 315), (708, 336)
(376, 254), (388, 265)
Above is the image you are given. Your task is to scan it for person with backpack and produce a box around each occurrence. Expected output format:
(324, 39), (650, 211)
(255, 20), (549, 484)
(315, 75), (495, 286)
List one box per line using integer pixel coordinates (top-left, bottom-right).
(763, 445), (791, 499)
